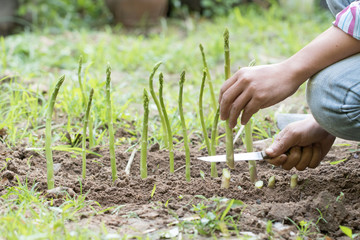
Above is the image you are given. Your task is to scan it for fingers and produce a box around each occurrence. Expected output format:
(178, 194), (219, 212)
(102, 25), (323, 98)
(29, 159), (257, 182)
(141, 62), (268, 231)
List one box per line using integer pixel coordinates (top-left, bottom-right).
(308, 144), (322, 168)
(266, 127), (299, 158)
(295, 146), (312, 171)
(267, 154), (287, 166)
(219, 80), (245, 121)
(228, 93), (249, 128)
(218, 73), (239, 103)
(282, 146), (301, 170)
(268, 145), (322, 171)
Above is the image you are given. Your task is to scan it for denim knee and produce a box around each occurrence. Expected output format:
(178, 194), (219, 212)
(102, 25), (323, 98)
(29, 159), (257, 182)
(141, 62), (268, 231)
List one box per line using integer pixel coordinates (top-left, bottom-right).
(306, 53), (360, 141)
(326, 0), (354, 16)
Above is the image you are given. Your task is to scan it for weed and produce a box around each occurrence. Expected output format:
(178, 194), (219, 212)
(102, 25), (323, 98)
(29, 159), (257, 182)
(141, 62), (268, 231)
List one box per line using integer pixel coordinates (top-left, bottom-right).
(340, 225), (360, 240)
(184, 197), (245, 237)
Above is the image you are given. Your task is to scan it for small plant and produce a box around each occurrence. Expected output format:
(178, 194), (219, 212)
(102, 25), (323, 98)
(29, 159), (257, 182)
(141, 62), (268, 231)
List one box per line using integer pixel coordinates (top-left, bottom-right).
(179, 71), (191, 182)
(340, 225), (359, 240)
(188, 197), (244, 236)
(158, 73), (174, 173)
(45, 75), (65, 190)
(288, 218), (320, 239)
(223, 28), (234, 169)
(148, 62), (168, 148)
(82, 88), (94, 179)
(141, 89), (150, 179)
(105, 65), (117, 182)
(266, 220), (274, 239)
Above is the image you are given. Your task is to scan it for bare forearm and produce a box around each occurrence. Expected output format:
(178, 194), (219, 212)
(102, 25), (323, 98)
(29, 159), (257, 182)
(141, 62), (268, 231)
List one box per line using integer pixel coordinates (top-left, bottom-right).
(283, 26), (360, 84)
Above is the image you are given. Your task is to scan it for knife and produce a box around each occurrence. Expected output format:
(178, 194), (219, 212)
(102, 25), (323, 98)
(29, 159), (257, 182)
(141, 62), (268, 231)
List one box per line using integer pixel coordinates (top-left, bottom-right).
(197, 151), (270, 163)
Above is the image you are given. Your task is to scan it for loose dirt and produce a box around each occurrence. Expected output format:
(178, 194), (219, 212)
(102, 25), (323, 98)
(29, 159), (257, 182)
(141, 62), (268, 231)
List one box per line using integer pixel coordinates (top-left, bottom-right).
(1, 136), (359, 239)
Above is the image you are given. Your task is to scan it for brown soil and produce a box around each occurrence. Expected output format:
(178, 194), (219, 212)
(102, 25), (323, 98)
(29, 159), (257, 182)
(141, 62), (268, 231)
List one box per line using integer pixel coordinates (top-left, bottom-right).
(1, 137), (360, 239)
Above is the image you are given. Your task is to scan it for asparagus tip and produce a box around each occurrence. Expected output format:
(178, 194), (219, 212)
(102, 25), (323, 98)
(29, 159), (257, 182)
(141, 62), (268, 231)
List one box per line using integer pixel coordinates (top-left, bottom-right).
(199, 43), (204, 50)
(159, 72), (164, 84)
(223, 28), (229, 43)
(154, 61), (162, 70)
(106, 64), (111, 77)
(143, 88), (149, 102)
(180, 71), (186, 84)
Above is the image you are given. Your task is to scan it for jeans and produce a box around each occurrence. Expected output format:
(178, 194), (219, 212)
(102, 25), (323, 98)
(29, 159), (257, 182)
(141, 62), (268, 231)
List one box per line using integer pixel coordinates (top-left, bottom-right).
(306, 0), (360, 141)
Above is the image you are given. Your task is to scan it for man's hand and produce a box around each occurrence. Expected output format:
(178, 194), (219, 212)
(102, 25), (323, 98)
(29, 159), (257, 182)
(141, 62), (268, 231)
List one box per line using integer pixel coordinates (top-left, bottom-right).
(265, 116), (335, 170)
(219, 26), (360, 129)
(219, 63), (304, 127)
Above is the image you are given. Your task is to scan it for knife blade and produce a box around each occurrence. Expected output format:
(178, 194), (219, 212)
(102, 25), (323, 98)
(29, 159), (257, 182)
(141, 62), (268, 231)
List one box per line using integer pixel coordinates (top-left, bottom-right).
(197, 151), (270, 163)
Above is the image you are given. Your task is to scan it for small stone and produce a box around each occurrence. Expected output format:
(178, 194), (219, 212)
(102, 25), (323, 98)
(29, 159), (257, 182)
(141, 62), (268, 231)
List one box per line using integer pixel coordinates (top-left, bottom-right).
(141, 211), (159, 219)
(53, 163), (61, 174)
(149, 143), (160, 152)
(2, 170), (14, 180)
(46, 187), (75, 198)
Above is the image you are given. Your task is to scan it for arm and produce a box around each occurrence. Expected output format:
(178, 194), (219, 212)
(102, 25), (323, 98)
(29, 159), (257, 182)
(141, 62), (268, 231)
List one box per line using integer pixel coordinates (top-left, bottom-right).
(219, 26), (360, 127)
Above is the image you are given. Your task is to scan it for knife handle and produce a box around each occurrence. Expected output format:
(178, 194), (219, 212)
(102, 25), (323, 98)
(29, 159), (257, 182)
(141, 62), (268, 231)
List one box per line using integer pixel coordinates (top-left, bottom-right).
(261, 150), (290, 160)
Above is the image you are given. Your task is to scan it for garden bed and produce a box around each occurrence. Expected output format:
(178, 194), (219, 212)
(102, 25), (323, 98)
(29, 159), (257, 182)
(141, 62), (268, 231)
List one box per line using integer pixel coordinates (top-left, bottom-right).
(1, 135), (359, 239)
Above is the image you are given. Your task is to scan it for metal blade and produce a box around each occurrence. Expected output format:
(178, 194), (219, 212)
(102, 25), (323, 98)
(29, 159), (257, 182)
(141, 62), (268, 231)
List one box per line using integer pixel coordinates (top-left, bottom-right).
(197, 151), (265, 163)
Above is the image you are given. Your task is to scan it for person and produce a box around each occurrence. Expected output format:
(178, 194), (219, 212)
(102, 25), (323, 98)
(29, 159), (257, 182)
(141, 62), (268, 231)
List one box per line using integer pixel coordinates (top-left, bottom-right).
(219, 0), (360, 171)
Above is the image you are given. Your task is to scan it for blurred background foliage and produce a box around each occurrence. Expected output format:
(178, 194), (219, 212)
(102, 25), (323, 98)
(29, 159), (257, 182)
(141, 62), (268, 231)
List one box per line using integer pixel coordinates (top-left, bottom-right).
(10, 0), (328, 33)
(17, 0), (112, 32)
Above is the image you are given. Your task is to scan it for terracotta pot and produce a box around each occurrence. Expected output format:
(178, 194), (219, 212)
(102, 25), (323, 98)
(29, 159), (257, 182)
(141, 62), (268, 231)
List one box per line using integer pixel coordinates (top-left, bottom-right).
(105, 0), (168, 27)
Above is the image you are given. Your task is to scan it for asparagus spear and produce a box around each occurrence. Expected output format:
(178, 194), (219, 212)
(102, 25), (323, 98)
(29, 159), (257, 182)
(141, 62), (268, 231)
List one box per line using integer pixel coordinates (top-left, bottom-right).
(179, 71), (191, 182)
(158, 73), (174, 173)
(45, 75), (65, 189)
(223, 28), (235, 169)
(82, 88), (94, 179)
(141, 89), (150, 179)
(105, 65), (117, 182)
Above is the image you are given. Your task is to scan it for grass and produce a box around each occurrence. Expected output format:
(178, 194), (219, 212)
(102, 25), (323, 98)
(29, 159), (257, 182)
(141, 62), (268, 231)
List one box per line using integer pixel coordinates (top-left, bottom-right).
(0, 178), (117, 239)
(0, 3), (333, 238)
(0, 4), (332, 147)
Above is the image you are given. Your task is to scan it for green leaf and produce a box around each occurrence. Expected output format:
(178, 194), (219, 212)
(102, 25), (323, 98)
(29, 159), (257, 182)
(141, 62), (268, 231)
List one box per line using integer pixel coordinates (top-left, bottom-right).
(220, 199), (234, 221)
(151, 184), (156, 198)
(340, 225), (353, 238)
(199, 170), (205, 180)
(330, 158), (347, 165)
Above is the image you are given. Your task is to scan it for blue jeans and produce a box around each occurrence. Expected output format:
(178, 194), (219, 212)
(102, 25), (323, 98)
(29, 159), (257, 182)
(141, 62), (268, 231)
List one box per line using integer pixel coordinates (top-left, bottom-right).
(306, 0), (360, 141)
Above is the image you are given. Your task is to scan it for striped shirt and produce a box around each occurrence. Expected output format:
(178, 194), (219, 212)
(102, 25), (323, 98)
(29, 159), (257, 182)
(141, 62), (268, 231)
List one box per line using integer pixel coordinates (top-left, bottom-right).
(333, 1), (360, 40)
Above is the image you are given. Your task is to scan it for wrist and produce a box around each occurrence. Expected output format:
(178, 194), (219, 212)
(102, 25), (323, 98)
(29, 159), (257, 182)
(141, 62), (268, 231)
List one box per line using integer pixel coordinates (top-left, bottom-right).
(277, 59), (310, 87)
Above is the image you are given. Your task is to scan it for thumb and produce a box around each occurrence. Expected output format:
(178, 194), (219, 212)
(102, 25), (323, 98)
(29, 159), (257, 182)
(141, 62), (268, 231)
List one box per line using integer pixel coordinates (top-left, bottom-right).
(266, 129), (298, 157)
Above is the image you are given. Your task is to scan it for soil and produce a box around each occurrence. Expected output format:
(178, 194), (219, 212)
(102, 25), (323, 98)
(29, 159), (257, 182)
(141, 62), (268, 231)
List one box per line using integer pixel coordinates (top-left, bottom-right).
(1, 136), (360, 239)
